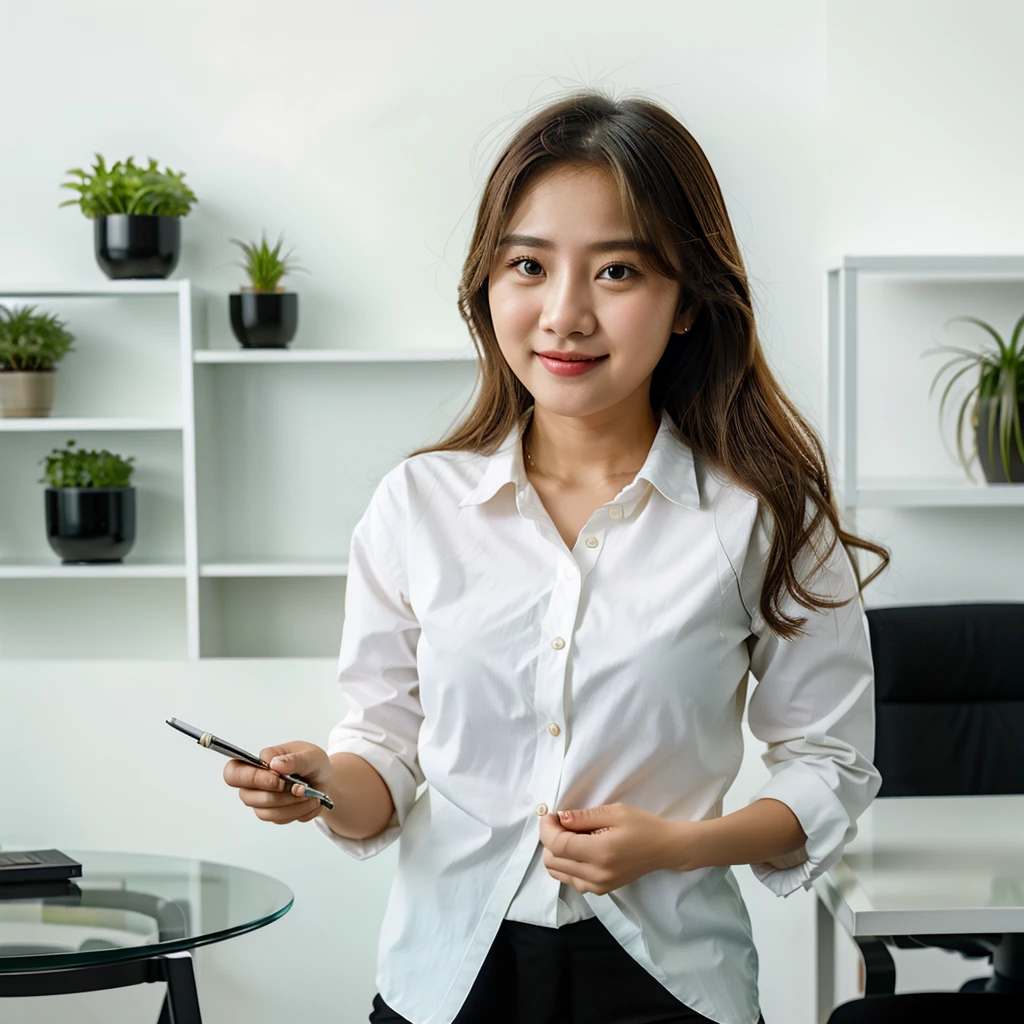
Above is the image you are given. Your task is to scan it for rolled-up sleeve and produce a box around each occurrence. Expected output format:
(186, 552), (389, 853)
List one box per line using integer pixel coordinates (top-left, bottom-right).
(313, 469), (425, 860)
(741, 504), (882, 897)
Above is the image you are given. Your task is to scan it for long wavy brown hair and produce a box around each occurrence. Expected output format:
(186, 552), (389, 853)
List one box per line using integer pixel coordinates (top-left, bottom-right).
(407, 87), (890, 641)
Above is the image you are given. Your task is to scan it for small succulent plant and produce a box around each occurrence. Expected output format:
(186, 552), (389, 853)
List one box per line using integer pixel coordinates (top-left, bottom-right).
(0, 304), (76, 372)
(59, 154), (197, 218)
(229, 231), (309, 292)
(38, 439), (135, 488)
(923, 313), (1024, 480)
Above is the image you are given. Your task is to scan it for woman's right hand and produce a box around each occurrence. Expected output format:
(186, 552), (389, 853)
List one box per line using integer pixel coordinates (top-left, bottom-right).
(223, 741), (333, 825)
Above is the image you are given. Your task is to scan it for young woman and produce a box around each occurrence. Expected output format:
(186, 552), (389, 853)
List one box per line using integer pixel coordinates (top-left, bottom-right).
(225, 89), (891, 1024)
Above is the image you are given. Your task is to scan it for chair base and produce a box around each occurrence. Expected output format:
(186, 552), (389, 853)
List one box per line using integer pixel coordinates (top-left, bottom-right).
(857, 933), (1024, 996)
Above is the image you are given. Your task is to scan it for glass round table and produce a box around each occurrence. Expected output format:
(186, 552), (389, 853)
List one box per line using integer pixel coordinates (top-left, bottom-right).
(0, 848), (293, 1023)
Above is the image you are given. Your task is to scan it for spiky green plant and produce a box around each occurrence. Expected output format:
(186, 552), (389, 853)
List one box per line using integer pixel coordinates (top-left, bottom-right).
(923, 313), (1024, 482)
(59, 154), (197, 217)
(0, 304), (76, 371)
(38, 440), (135, 488)
(229, 231), (309, 292)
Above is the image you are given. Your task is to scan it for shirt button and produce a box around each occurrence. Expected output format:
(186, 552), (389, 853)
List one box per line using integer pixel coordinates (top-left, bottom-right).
(609, 506), (622, 519)
(547, 722), (561, 736)
(536, 803), (548, 816)
(585, 536), (599, 548)
(551, 637), (565, 650)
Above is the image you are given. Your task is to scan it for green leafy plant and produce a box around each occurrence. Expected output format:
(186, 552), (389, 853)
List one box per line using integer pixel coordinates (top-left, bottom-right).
(229, 231), (309, 292)
(0, 304), (76, 371)
(922, 313), (1024, 481)
(38, 440), (135, 488)
(59, 154), (197, 218)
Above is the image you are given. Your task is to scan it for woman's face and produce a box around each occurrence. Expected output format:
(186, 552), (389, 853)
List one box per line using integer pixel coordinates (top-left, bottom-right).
(487, 162), (692, 417)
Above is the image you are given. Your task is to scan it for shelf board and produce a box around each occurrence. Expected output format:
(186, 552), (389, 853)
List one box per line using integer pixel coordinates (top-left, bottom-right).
(851, 480), (1024, 507)
(0, 280), (189, 296)
(0, 558), (352, 579)
(0, 417), (182, 432)
(0, 557), (187, 579)
(200, 560), (349, 577)
(194, 348), (476, 363)
(825, 254), (1024, 277)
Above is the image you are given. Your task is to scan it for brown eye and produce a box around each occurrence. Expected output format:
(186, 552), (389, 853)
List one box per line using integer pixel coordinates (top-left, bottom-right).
(504, 256), (639, 281)
(506, 256), (543, 277)
(602, 264), (634, 282)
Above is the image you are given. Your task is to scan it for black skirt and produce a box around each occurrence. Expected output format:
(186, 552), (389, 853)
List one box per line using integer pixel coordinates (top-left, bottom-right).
(368, 915), (766, 1024)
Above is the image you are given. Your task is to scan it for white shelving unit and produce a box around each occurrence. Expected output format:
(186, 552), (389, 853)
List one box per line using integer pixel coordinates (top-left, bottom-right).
(193, 348), (472, 363)
(0, 279), (476, 660)
(825, 254), (1024, 509)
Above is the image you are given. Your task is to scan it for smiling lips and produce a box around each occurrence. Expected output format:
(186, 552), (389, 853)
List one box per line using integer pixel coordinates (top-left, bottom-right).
(536, 352), (609, 376)
(536, 350), (605, 361)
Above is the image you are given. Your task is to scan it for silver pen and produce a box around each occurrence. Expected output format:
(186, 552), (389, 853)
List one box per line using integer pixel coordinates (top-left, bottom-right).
(166, 717), (334, 810)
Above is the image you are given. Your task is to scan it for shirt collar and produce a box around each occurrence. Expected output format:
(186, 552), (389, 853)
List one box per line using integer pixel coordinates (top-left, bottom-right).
(456, 405), (701, 510)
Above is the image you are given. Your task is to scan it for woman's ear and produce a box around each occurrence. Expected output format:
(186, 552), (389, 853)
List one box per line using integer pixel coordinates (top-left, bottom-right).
(672, 302), (698, 336)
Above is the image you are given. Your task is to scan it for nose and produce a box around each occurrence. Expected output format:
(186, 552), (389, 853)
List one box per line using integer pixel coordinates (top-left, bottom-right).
(537, 275), (597, 339)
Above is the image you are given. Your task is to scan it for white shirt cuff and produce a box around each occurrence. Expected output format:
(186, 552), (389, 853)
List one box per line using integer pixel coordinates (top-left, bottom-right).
(746, 763), (855, 897)
(312, 738), (418, 861)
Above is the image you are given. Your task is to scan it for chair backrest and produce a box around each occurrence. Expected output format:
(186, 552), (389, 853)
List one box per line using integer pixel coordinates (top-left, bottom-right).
(829, 991), (1023, 1023)
(865, 602), (1024, 797)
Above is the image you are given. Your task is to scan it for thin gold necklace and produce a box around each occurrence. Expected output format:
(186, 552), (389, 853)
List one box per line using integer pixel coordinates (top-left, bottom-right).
(523, 434), (535, 467)
(522, 432), (643, 482)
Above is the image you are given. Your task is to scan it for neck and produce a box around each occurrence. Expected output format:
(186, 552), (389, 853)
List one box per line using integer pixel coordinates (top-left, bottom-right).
(522, 405), (660, 488)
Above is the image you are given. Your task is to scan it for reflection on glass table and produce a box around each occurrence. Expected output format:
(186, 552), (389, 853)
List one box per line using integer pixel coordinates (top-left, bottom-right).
(0, 847), (293, 1024)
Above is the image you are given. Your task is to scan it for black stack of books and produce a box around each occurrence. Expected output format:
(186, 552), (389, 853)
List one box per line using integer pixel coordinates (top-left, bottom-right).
(0, 849), (83, 901)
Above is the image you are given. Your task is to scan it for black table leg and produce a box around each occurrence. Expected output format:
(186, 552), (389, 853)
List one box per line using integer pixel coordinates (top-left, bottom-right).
(0, 947), (202, 1023)
(155, 949), (203, 1023)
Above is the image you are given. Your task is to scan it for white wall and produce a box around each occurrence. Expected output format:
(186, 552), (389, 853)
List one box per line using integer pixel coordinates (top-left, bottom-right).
(825, 0), (1024, 603)
(0, 660), (992, 1024)
(3, 0), (1021, 1021)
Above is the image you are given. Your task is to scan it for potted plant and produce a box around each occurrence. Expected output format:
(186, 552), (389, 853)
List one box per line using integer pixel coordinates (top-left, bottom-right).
(38, 440), (137, 564)
(923, 312), (1024, 483)
(228, 231), (309, 348)
(0, 304), (76, 418)
(59, 154), (198, 279)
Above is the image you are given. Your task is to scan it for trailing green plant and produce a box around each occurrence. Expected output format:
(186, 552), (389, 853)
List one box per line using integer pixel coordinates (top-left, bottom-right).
(59, 154), (197, 218)
(0, 304), (76, 371)
(229, 230), (309, 292)
(922, 312), (1024, 481)
(38, 440), (135, 488)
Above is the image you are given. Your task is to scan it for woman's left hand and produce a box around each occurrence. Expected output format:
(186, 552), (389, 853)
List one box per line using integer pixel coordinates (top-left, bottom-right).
(538, 803), (700, 896)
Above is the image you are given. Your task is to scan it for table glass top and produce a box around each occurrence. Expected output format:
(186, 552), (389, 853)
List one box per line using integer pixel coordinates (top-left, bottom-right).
(0, 848), (293, 971)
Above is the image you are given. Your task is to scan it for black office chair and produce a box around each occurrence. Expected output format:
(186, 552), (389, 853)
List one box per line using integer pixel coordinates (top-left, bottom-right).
(855, 602), (1024, 998)
(827, 992), (1022, 1023)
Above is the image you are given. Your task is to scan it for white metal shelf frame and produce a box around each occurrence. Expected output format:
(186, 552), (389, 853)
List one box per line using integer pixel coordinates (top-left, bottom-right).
(825, 255), (1024, 509)
(0, 279), (204, 655)
(0, 279), (477, 658)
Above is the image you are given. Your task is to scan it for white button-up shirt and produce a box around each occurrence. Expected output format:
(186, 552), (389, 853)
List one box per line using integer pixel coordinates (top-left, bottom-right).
(314, 405), (881, 1024)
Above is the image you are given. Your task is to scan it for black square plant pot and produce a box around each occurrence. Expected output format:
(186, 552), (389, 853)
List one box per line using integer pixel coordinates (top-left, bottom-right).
(45, 487), (137, 564)
(229, 292), (298, 348)
(94, 214), (181, 280)
(975, 399), (1024, 483)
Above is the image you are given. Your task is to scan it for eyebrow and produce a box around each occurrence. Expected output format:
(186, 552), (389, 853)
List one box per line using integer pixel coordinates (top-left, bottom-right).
(497, 233), (642, 254)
